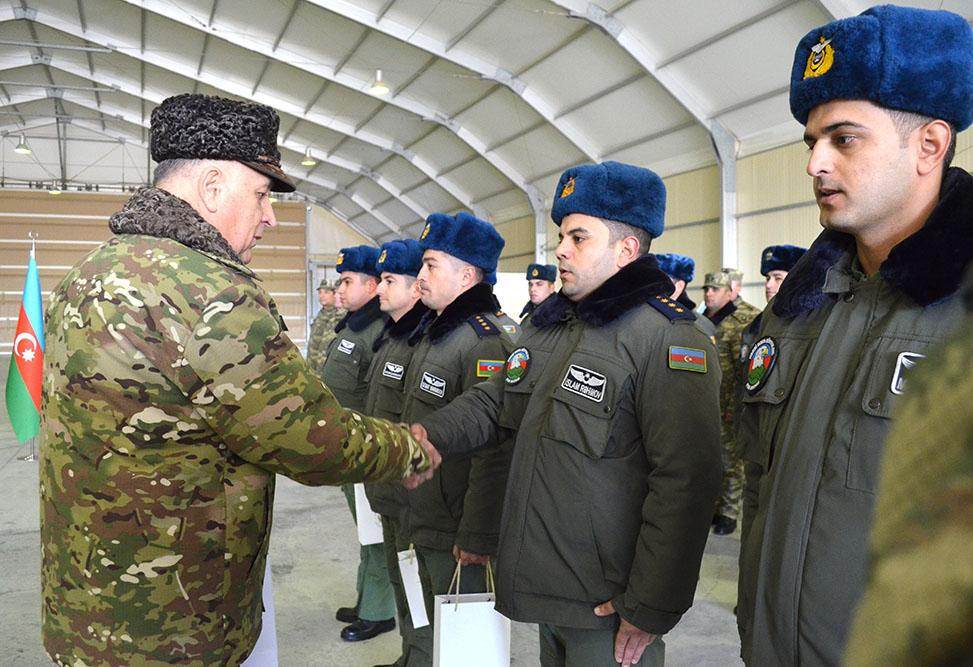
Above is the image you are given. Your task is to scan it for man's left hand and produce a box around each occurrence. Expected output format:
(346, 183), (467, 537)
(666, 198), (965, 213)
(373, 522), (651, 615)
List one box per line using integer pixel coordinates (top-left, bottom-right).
(451, 544), (490, 566)
(593, 600), (657, 666)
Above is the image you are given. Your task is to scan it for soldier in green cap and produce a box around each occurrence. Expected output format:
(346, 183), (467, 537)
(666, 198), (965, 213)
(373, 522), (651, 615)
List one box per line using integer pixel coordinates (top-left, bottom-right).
(39, 93), (439, 667)
(320, 244), (400, 643)
(306, 277), (343, 375)
(702, 270), (759, 536)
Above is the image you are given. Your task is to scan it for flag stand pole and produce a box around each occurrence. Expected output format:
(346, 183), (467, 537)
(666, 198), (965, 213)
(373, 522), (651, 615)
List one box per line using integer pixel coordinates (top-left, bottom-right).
(17, 436), (36, 462)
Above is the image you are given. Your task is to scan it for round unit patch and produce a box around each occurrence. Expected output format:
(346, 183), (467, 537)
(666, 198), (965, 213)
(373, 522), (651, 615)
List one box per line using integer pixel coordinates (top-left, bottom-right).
(505, 347), (531, 385)
(745, 337), (778, 394)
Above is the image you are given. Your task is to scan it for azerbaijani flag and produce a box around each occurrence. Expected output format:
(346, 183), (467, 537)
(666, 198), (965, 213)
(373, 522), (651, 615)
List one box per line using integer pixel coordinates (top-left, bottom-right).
(5, 248), (44, 441)
(668, 346), (707, 373)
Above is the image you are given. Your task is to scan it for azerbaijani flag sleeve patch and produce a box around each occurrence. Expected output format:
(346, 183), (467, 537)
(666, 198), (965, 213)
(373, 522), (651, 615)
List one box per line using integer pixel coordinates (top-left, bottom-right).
(477, 359), (505, 378)
(668, 346), (707, 373)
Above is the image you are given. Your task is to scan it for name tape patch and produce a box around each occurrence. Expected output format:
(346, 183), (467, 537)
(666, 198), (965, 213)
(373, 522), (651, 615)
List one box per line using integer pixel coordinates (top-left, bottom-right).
(383, 361), (404, 381)
(419, 371), (446, 398)
(337, 339), (356, 355)
(561, 364), (606, 402)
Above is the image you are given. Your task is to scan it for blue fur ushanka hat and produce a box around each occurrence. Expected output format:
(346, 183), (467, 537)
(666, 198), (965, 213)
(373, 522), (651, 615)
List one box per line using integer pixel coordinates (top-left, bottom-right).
(790, 5), (973, 130)
(151, 94), (295, 192)
(655, 253), (695, 283)
(760, 244), (807, 276)
(418, 212), (505, 285)
(526, 263), (557, 282)
(551, 161), (666, 239)
(376, 239), (424, 277)
(336, 245), (382, 278)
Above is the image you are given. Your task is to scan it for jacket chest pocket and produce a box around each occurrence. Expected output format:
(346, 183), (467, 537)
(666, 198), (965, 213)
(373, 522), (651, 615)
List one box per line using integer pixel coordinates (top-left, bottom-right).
(499, 347), (550, 430)
(849, 336), (935, 492)
(546, 357), (629, 459)
(374, 359), (408, 414)
(323, 337), (365, 392)
(740, 337), (814, 472)
(410, 363), (459, 416)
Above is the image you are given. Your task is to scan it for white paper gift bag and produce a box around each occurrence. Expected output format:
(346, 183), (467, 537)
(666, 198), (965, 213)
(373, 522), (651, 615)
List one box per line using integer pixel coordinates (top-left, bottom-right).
(397, 545), (430, 629)
(433, 562), (510, 667)
(353, 483), (383, 546)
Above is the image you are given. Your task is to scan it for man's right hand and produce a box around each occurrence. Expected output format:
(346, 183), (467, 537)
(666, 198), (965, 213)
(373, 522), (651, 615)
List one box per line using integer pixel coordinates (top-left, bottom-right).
(402, 423), (441, 489)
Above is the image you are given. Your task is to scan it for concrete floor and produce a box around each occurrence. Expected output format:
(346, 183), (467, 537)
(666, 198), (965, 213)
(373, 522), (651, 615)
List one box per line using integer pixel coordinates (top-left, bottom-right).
(0, 390), (743, 666)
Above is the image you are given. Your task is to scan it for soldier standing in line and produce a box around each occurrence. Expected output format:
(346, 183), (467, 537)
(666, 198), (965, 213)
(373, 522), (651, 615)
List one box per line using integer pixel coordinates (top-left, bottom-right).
(306, 277), (342, 376)
(723, 268), (761, 323)
(703, 270), (759, 536)
(738, 6), (973, 664)
(320, 245), (400, 643)
(414, 161), (722, 667)
(39, 93), (438, 667)
(519, 263), (557, 320)
(401, 211), (517, 666)
(656, 252), (715, 340)
(362, 239), (430, 667)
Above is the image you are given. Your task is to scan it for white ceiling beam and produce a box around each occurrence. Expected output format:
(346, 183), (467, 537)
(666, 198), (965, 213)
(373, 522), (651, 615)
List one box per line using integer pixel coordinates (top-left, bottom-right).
(0, 29), (433, 228)
(0, 6), (477, 219)
(305, 0), (601, 162)
(111, 0), (532, 218)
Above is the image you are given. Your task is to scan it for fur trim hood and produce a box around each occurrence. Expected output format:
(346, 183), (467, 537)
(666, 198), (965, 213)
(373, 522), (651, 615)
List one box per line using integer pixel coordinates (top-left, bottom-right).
(410, 282), (499, 345)
(109, 186), (245, 267)
(773, 167), (973, 318)
(336, 296), (385, 334)
(532, 254), (675, 328)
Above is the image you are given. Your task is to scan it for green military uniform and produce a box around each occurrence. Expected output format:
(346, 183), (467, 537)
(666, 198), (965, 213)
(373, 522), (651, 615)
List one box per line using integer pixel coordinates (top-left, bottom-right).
(400, 282), (516, 665)
(320, 294), (396, 625)
(738, 168), (973, 665)
(39, 188), (430, 666)
(493, 308), (521, 341)
(421, 257), (723, 666)
(305, 300), (343, 376)
(362, 300), (429, 666)
(707, 291), (760, 525)
(844, 272), (973, 667)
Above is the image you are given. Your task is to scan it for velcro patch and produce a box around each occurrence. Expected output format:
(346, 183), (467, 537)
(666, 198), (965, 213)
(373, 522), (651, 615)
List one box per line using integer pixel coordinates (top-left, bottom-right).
(419, 371), (446, 398)
(383, 361), (404, 381)
(561, 364), (606, 402)
(337, 339), (356, 355)
(668, 346), (707, 373)
(477, 359), (504, 378)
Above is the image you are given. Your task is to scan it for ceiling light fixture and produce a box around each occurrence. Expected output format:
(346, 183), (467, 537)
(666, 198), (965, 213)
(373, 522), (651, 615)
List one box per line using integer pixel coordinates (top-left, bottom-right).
(369, 69), (390, 96)
(14, 134), (31, 155)
(301, 147), (317, 167)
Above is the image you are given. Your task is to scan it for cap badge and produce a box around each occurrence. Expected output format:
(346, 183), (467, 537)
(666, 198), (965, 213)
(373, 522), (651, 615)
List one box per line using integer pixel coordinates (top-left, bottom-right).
(804, 36), (834, 79)
(336, 252), (344, 265)
(420, 223), (431, 240)
(560, 176), (575, 198)
(531, 268), (539, 277)
(378, 249), (388, 263)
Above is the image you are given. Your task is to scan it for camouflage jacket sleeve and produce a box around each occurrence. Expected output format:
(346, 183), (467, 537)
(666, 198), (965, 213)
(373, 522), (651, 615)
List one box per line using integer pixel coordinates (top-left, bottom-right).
(454, 332), (516, 556)
(183, 283), (430, 485)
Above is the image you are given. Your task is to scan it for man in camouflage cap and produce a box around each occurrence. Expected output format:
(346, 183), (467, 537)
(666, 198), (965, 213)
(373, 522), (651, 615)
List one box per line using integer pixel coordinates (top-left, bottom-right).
(306, 277), (343, 375)
(703, 270), (759, 536)
(39, 93), (438, 666)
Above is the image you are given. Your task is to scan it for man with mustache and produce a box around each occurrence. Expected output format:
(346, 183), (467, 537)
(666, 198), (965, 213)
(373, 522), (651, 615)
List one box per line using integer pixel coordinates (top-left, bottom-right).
(737, 6), (973, 665)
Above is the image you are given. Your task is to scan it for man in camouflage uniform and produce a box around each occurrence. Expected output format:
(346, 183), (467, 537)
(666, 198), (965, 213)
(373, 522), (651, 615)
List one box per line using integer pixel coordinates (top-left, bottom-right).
(363, 239), (430, 667)
(703, 269), (759, 536)
(402, 211), (517, 666)
(320, 245), (399, 642)
(843, 272), (973, 667)
(39, 93), (438, 667)
(724, 268), (761, 323)
(305, 277), (342, 375)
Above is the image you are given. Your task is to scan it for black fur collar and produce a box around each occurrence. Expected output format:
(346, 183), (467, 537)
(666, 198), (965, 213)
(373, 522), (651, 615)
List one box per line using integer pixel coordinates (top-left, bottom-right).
(532, 254), (674, 328)
(109, 187), (245, 267)
(410, 282), (498, 345)
(336, 296), (385, 334)
(774, 167), (973, 318)
(373, 301), (430, 352)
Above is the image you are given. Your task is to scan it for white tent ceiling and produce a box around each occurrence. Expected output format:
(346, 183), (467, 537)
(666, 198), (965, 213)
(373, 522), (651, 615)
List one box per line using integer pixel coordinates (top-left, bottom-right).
(0, 0), (970, 242)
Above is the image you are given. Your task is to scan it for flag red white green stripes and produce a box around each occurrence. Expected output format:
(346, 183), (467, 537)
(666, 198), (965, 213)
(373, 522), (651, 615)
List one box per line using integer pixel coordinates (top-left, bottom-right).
(5, 248), (44, 441)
